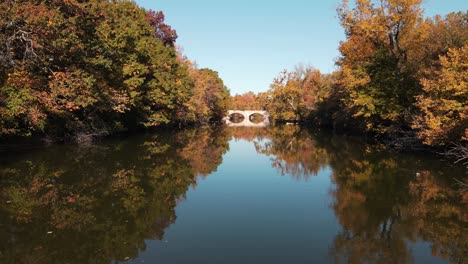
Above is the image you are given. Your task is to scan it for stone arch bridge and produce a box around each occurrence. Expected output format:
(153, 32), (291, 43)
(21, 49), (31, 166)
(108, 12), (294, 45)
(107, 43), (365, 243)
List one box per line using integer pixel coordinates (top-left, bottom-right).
(223, 110), (270, 127)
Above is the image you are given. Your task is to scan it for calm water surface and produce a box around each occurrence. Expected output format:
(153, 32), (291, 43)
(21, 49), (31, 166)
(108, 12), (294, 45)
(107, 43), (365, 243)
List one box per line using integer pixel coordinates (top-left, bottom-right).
(0, 126), (466, 264)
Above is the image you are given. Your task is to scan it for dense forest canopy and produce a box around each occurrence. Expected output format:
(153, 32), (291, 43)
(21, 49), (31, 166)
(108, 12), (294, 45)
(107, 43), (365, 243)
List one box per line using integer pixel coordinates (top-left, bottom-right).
(0, 0), (230, 141)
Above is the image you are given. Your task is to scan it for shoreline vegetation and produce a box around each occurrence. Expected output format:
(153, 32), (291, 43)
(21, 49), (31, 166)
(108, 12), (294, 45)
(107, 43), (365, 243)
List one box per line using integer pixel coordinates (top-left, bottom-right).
(1, 1), (467, 167)
(231, 1), (467, 167)
(0, 0), (230, 143)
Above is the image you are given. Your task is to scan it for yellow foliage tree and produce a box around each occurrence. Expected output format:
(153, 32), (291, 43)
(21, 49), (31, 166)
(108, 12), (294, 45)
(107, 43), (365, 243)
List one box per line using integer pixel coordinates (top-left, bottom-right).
(413, 46), (468, 145)
(266, 65), (331, 122)
(337, 0), (428, 133)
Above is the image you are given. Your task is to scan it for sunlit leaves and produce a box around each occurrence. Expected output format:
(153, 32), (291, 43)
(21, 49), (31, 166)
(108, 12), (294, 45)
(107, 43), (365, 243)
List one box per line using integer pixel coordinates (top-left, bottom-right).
(337, 0), (426, 133)
(179, 67), (231, 124)
(0, 0), (223, 139)
(335, 1), (466, 144)
(413, 46), (468, 145)
(47, 70), (97, 112)
(0, 68), (46, 135)
(266, 66), (333, 122)
(231, 92), (262, 110)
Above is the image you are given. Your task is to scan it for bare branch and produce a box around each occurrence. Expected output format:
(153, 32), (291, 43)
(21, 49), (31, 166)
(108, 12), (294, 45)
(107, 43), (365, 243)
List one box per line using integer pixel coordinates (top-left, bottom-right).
(446, 142), (468, 168)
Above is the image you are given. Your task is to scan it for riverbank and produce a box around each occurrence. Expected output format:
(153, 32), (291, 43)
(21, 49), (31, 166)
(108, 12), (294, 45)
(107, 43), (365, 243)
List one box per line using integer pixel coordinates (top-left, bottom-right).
(2, 122), (466, 176)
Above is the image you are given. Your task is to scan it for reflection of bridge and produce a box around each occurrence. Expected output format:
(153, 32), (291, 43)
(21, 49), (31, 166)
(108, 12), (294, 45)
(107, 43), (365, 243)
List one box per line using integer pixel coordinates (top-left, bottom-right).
(223, 110), (270, 127)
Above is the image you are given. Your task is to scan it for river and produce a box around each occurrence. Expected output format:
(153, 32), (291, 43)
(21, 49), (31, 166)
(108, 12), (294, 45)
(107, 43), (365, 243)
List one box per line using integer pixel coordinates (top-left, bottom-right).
(0, 126), (466, 264)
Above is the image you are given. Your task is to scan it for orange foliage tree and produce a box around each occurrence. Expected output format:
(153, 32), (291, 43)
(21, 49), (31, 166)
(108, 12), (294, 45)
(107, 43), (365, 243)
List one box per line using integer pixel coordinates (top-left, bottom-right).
(413, 46), (468, 145)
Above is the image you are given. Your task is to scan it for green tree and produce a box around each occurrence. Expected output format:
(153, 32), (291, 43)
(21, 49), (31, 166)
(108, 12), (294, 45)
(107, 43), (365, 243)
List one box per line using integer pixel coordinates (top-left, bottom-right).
(0, 0), (227, 140)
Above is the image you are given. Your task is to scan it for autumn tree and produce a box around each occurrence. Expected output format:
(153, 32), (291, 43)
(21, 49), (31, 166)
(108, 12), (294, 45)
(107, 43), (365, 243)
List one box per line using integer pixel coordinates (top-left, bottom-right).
(146, 10), (178, 47)
(0, 0), (229, 140)
(336, 0), (427, 133)
(413, 46), (468, 145)
(265, 65), (332, 122)
(231, 92), (262, 110)
(418, 12), (468, 73)
(179, 66), (231, 124)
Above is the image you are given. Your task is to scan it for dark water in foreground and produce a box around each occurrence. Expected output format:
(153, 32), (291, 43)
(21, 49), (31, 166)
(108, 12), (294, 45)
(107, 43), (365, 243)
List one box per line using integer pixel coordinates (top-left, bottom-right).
(0, 126), (466, 264)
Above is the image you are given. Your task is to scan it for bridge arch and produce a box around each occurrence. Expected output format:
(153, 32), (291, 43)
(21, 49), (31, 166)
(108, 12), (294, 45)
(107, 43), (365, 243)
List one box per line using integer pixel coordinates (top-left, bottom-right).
(224, 110), (270, 127)
(228, 112), (246, 120)
(248, 113), (265, 123)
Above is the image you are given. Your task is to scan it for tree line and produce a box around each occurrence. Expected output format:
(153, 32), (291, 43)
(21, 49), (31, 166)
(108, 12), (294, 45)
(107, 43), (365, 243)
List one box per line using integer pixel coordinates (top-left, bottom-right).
(0, 0), (230, 141)
(1, 0), (466, 151)
(239, 0), (466, 150)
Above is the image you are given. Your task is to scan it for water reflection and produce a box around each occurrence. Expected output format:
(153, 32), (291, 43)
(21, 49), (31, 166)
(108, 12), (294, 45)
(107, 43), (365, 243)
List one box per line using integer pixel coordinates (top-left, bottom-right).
(0, 126), (466, 263)
(254, 126), (329, 180)
(0, 127), (229, 263)
(230, 126), (467, 263)
(317, 135), (467, 263)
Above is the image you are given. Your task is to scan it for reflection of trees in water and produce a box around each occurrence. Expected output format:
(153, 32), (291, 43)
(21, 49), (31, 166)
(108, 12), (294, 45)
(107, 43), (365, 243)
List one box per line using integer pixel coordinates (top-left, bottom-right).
(326, 145), (414, 264)
(406, 171), (468, 263)
(0, 126), (466, 263)
(228, 126), (270, 141)
(177, 127), (230, 178)
(317, 135), (468, 264)
(229, 113), (245, 123)
(249, 113), (266, 124)
(228, 126), (329, 180)
(231, 126), (467, 263)
(253, 126), (329, 181)
(0, 127), (229, 264)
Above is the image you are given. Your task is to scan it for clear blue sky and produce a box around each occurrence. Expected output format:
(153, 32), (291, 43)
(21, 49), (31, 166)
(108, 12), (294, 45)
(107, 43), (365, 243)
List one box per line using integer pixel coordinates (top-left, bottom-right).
(135, 0), (467, 95)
